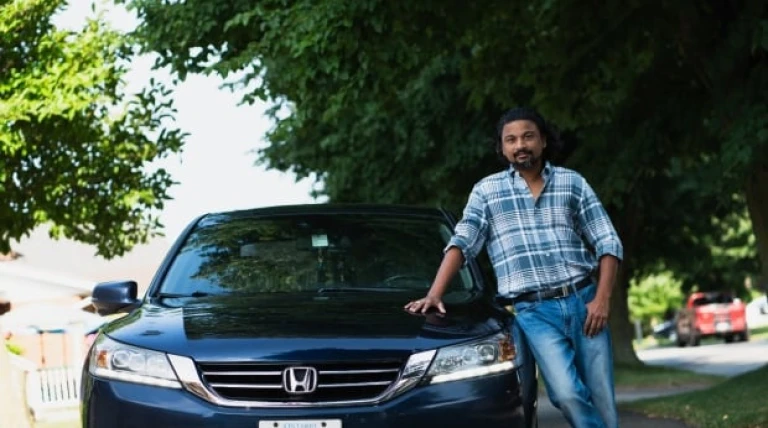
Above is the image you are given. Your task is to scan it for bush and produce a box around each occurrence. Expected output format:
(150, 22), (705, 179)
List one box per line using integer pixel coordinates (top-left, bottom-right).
(5, 341), (23, 356)
(629, 272), (685, 333)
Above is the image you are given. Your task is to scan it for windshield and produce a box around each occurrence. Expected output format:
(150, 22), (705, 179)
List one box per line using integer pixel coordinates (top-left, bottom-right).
(692, 293), (734, 306)
(158, 213), (475, 296)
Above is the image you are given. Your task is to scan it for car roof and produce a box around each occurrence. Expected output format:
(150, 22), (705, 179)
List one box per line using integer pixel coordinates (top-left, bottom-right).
(197, 203), (452, 227)
(690, 291), (733, 297)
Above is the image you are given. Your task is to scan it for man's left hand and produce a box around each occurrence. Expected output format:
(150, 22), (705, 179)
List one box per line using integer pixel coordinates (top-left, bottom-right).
(584, 296), (610, 338)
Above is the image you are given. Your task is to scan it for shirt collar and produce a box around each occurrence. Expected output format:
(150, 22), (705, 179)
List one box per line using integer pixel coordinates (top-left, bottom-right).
(508, 161), (553, 181)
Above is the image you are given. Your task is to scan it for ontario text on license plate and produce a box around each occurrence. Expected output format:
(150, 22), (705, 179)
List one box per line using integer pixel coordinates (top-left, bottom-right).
(258, 420), (342, 428)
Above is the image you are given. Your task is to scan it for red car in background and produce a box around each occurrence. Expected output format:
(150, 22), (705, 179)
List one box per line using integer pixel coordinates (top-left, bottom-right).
(675, 291), (749, 346)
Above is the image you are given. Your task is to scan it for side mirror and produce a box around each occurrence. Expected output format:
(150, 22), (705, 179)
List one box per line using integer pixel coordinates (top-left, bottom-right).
(92, 280), (140, 316)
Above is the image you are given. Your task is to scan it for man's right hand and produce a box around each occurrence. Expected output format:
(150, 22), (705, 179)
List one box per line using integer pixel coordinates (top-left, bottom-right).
(405, 247), (462, 314)
(404, 294), (446, 314)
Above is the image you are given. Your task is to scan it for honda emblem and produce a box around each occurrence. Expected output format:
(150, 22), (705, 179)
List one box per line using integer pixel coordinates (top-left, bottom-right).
(282, 366), (318, 394)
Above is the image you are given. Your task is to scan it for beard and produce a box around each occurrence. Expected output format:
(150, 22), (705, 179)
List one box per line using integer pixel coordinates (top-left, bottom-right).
(509, 150), (541, 170)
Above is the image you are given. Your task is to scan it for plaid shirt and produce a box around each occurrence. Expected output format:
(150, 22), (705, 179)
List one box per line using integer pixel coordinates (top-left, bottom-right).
(448, 162), (623, 298)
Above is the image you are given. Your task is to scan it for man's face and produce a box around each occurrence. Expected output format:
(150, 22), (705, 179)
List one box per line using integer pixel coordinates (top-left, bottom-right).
(500, 120), (547, 170)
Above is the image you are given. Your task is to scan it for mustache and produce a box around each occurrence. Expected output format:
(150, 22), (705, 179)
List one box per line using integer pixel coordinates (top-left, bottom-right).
(513, 149), (533, 157)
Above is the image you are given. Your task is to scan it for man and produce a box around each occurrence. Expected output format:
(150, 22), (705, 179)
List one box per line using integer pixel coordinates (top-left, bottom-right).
(405, 107), (623, 428)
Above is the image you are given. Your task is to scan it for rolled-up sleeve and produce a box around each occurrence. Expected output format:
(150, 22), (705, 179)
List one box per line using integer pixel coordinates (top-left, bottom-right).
(576, 177), (623, 261)
(445, 184), (490, 262)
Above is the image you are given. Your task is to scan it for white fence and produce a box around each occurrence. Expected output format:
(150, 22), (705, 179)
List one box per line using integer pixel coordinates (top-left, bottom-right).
(9, 355), (80, 422)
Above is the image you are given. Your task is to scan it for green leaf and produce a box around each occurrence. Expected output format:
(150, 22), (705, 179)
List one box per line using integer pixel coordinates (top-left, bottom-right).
(0, 0), (187, 258)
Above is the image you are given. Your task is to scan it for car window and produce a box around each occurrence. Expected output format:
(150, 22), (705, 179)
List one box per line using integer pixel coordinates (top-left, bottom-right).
(692, 293), (734, 306)
(158, 214), (474, 296)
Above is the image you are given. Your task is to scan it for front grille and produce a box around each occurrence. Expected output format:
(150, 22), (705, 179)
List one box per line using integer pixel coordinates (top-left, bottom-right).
(197, 360), (403, 402)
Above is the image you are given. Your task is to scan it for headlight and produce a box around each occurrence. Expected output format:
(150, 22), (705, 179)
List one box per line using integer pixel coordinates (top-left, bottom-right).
(379, 349), (436, 400)
(88, 334), (182, 389)
(425, 332), (516, 384)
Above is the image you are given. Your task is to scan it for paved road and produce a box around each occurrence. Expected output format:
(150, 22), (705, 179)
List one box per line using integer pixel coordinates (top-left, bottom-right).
(637, 336), (768, 377)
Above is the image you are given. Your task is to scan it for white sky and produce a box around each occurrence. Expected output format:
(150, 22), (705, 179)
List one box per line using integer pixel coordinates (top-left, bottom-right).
(54, 1), (322, 241)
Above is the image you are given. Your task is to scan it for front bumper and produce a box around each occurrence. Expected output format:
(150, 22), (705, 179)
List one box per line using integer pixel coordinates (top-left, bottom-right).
(82, 371), (525, 428)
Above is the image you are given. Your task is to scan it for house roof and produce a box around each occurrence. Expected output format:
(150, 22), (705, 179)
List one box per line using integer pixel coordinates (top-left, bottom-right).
(0, 260), (94, 303)
(5, 226), (171, 299)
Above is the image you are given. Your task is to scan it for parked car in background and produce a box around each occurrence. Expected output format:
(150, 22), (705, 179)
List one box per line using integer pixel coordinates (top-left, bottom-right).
(80, 204), (537, 428)
(675, 291), (749, 346)
(746, 294), (768, 315)
(652, 318), (677, 342)
(757, 295), (768, 315)
(746, 294), (768, 329)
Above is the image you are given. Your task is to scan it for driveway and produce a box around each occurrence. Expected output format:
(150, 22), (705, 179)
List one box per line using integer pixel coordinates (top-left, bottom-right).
(638, 337), (768, 377)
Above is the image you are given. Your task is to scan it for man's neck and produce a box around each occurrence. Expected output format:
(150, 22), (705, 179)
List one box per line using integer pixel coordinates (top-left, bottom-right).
(514, 162), (544, 183)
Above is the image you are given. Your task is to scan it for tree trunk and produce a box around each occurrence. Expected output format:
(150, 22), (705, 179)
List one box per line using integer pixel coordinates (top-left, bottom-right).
(609, 264), (641, 365)
(745, 167), (768, 291)
(608, 200), (642, 366)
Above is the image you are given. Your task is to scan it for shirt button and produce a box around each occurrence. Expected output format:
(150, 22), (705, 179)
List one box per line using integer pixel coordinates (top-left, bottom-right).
(545, 252), (551, 257)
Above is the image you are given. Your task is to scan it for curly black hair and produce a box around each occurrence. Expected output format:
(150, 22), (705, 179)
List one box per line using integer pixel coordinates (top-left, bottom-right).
(495, 107), (563, 165)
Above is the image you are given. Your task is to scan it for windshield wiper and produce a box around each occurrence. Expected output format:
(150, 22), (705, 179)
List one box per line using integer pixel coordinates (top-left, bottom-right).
(317, 287), (413, 294)
(155, 291), (213, 299)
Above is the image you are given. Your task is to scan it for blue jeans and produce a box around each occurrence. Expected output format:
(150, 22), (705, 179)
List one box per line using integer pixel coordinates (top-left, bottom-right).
(511, 283), (618, 428)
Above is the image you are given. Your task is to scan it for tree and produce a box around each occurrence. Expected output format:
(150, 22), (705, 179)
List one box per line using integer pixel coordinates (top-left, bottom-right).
(628, 272), (684, 333)
(123, 0), (767, 364)
(662, 202), (759, 296)
(1, 1), (186, 425)
(1, 0), (186, 259)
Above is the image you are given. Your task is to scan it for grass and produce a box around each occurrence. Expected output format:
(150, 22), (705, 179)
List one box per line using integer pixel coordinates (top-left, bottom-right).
(538, 362), (725, 394)
(613, 362), (724, 390)
(750, 325), (768, 340)
(622, 364), (768, 428)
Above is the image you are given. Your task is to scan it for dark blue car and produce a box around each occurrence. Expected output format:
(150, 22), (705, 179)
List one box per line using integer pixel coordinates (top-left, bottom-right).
(81, 204), (537, 428)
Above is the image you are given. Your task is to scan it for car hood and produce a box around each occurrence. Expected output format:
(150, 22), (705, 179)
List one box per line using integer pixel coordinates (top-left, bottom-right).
(103, 293), (506, 363)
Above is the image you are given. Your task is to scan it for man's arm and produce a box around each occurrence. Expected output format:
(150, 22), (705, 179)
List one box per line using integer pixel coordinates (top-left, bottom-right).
(584, 254), (619, 337)
(575, 178), (624, 262)
(404, 184), (489, 314)
(575, 176), (623, 337)
(404, 247), (464, 314)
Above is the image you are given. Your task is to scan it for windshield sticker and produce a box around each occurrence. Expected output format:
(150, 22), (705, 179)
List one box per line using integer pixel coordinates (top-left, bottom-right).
(312, 234), (329, 247)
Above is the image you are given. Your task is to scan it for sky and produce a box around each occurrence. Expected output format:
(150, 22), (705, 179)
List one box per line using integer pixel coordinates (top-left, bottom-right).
(54, 1), (322, 241)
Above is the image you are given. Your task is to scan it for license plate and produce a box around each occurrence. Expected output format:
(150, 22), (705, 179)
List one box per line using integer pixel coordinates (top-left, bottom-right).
(715, 322), (731, 332)
(259, 420), (342, 428)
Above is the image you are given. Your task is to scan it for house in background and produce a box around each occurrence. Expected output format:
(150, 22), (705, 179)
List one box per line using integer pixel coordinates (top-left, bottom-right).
(1, 258), (102, 368)
(1, 227), (170, 368)
(1, 230), (170, 422)
(11, 227), (170, 296)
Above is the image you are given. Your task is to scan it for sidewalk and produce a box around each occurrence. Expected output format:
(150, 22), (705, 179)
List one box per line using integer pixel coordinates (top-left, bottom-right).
(538, 385), (707, 427)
